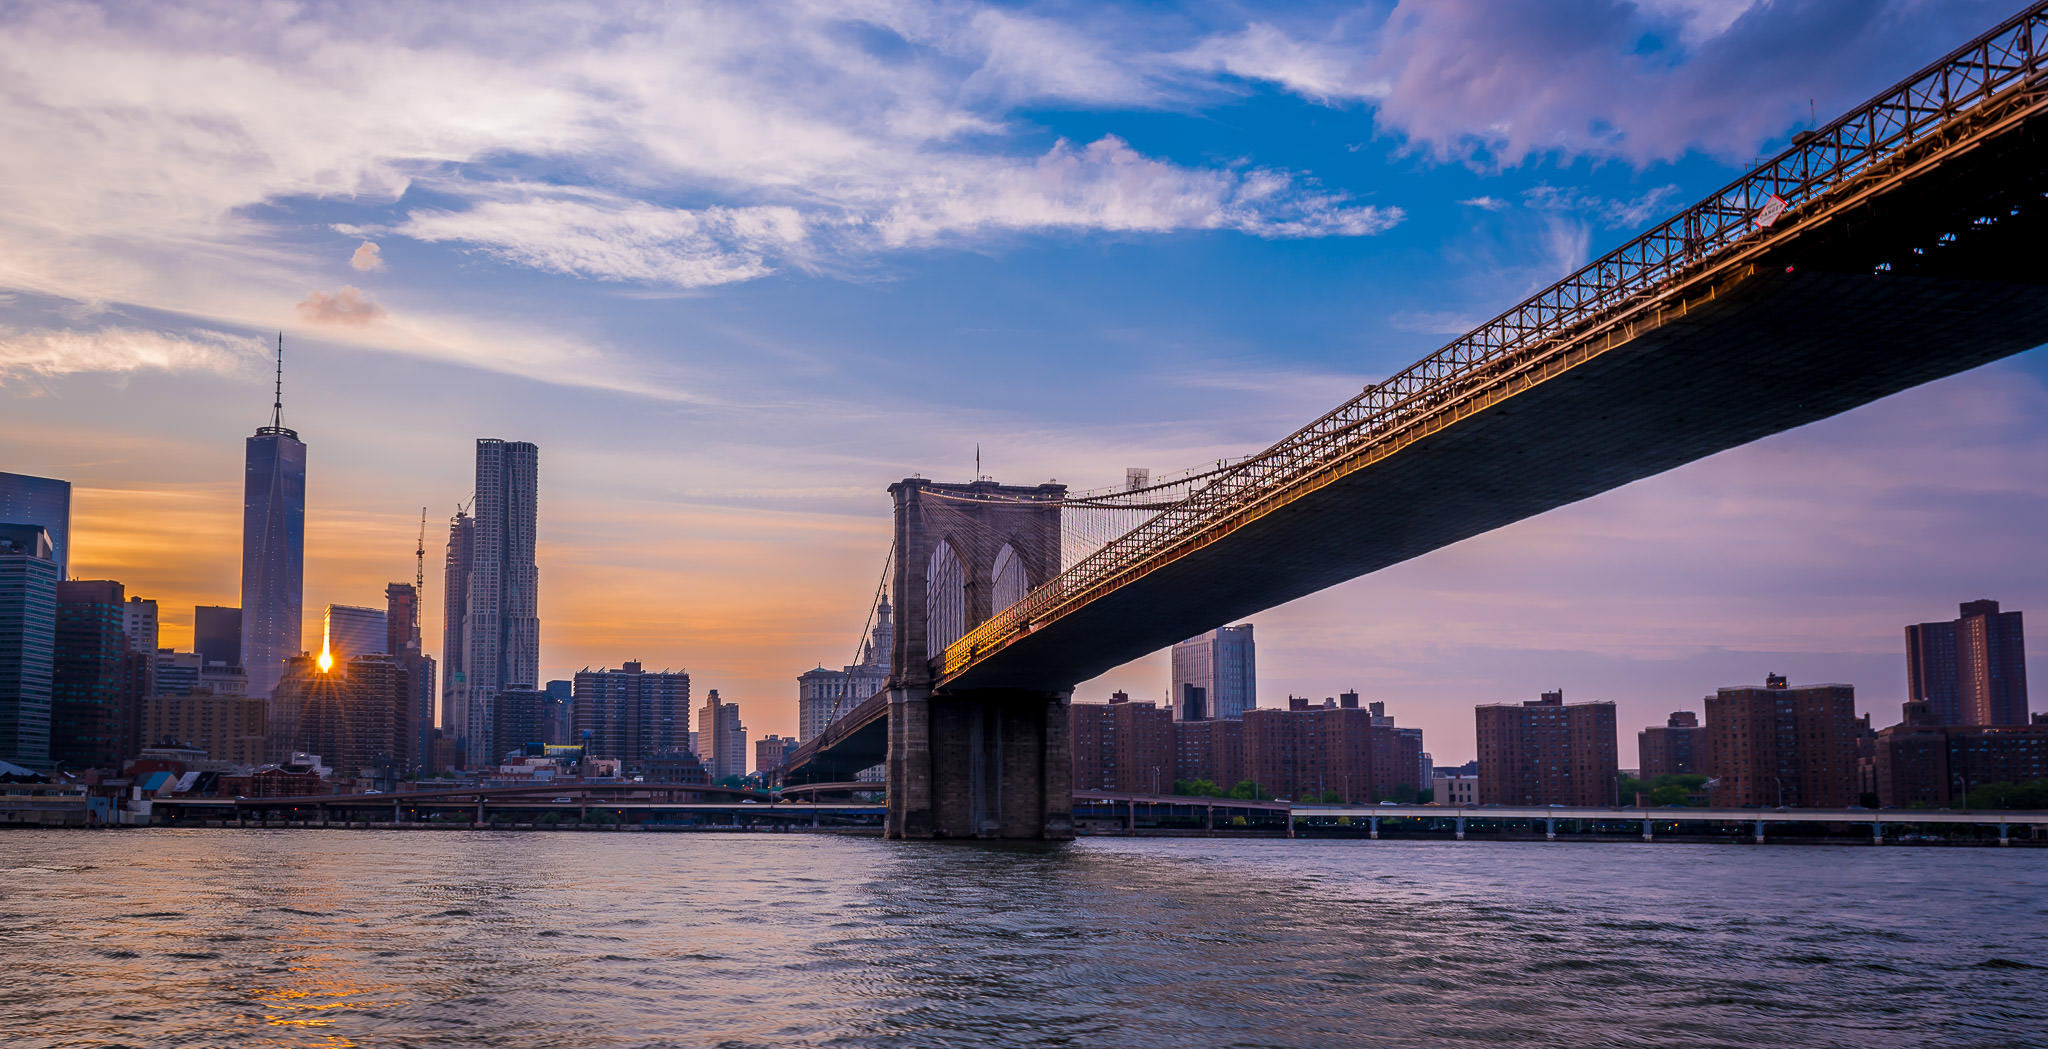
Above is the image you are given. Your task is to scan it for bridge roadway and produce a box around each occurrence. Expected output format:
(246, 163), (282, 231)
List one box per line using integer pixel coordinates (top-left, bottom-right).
(146, 781), (884, 827)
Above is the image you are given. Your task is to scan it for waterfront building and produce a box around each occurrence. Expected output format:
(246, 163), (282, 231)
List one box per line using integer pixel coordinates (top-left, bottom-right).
(1638, 711), (1706, 778)
(1703, 674), (1859, 808)
(1432, 772), (1479, 806)
(0, 525), (58, 767)
(52, 580), (138, 770)
(0, 472), (70, 579)
(1474, 690), (1620, 807)
(1172, 717), (1245, 790)
(754, 734), (799, 778)
(460, 439), (540, 766)
(1872, 699), (2048, 807)
(1242, 698), (1424, 803)
(696, 689), (747, 779)
(796, 599), (892, 744)
(1905, 600), (2028, 726)
(573, 662), (692, 768)
(193, 605), (241, 668)
(1171, 624), (1255, 721)
(139, 691), (267, 766)
(645, 748), (709, 786)
(322, 604), (387, 664)
(1071, 691), (1175, 794)
(239, 350), (307, 702)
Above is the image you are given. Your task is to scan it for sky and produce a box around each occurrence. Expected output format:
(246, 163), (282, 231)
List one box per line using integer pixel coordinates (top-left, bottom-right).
(3, 0), (2044, 765)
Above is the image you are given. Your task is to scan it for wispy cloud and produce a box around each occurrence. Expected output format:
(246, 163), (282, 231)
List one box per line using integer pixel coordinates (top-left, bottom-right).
(295, 286), (385, 326)
(0, 326), (265, 383)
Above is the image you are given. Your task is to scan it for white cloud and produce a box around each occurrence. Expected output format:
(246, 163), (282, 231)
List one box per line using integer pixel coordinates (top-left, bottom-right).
(350, 241), (385, 272)
(295, 286), (385, 326)
(1459, 196), (1507, 211)
(0, 326), (264, 382)
(393, 196), (805, 288)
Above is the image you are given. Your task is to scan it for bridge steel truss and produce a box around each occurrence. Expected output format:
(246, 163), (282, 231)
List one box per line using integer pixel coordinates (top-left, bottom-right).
(937, 1), (2048, 685)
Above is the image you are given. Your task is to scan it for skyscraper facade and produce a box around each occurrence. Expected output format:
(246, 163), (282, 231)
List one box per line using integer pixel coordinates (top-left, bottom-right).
(696, 688), (747, 780)
(574, 662), (691, 767)
(1172, 624), (1255, 721)
(322, 604), (387, 664)
(441, 510), (473, 751)
(1704, 675), (1860, 808)
(193, 605), (242, 668)
(122, 597), (158, 656)
(1906, 600), (2028, 726)
(239, 356), (306, 701)
(1474, 690), (1619, 807)
(0, 525), (58, 767)
(0, 472), (71, 579)
(385, 582), (436, 775)
(51, 580), (134, 770)
(461, 440), (539, 766)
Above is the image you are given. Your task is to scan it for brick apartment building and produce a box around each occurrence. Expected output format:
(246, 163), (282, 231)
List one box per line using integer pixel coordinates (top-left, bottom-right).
(1475, 690), (1619, 806)
(1704, 674), (1860, 808)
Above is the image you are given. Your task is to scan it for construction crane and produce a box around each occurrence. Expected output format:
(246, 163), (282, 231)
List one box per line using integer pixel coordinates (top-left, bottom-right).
(413, 507), (427, 640)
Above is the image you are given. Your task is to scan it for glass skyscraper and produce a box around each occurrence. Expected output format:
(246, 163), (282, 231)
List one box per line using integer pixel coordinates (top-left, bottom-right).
(1171, 624), (1256, 721)
(240, 341), (306, 700)
(0, 524), (58, 767)
(0, 472), (71, 580)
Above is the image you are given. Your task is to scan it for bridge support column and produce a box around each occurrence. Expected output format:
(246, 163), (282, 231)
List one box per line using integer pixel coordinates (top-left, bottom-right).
(1287, 810), (1295, 839)
(1205, 803), (1214, 835)
(1871, 821), (1884, 845)
(1998, 823), (2010, 847)
(1369, 816), (1379, 840)
(1126, 799), (1136, 833)
(887, 687), (1072, 840)
(1641, 819), (1653, 842)
(1545, 817), (1556, 841)
(1753, 820), (1765, 844)
(1455, 816), (1466, 841)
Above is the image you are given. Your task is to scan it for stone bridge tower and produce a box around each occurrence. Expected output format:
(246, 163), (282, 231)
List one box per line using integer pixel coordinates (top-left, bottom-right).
(885, 478), (1072, 840)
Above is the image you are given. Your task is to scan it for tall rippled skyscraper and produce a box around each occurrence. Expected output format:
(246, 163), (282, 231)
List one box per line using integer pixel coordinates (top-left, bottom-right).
(239, 337), (306, 701)
(461, 439), (538, 766)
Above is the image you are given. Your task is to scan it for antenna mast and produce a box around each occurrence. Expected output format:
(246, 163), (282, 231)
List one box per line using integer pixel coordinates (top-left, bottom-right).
(414, 507), (427, 636)
(271, 332), (285, 430)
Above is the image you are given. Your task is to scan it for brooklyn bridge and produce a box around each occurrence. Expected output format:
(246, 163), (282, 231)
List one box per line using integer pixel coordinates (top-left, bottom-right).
(784, 2), (2048, 839)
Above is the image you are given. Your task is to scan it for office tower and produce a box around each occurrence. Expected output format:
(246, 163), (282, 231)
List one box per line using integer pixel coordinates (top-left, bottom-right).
(0, 472), (71, 579)
(441, 510), (473, 748)
(51, 580), (135, 769)
(154, 648), (202, 697)
(272, 652), (406, 780)
(384, 582), (434, 772)
(696, 689), (747, 780)
(1474, 690), (1619, 807)
(0, 525), (58, 767)
(490, 688), (550, 763)
(1172, 624), (1255, 721)
(1070, 691), (1175, 794)
(1704, 674), (1859, 808)
(1638, 711), (1706, 778)
(1906, 600), (2028, 726)
(1873, 699), (2048, 807)
(240, 342), (307, 701)
(122, 597), (158, 655)
(797, 600), (892, 743)
(545, 679), (571, 744)
(573, 662), (692, 767)
(461, 439), (539, 766)
(321, 604), (386, 666)
(193, 606), (241, 667)
(1242, 700), (1424, 803)
(754, 734), (799, 778)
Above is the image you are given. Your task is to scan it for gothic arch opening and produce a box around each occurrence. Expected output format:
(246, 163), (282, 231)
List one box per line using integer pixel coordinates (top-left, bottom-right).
(991, 542), (1028, 615)
(926, 539), (967, 653)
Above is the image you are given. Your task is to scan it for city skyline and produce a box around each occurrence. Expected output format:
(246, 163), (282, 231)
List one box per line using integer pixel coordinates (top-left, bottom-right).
(4, 1), (2046, 761)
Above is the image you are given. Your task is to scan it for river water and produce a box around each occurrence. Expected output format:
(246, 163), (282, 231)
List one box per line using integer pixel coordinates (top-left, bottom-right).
(1, 830), (2043, 1049)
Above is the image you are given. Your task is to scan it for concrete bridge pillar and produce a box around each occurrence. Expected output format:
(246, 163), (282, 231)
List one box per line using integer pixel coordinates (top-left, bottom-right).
(1998, 823), (2010, 846)
(1752, 819), (1766, 844)
(1545, 817), (1556, 841)
(1641, 819), (1653, 842)
(1871, 821), (1884, 845)
(1455, 816), (1466, 841)
(1369, 815), (1379, 839)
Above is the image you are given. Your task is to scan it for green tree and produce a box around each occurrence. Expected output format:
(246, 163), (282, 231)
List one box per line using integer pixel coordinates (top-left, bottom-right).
(1965, 778), (2048, 810)
(1173, 779), (1225, 798)
(1226, 780), (1270, 801)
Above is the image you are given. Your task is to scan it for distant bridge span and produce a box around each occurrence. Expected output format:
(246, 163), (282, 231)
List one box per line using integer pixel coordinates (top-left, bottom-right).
(786, 3), (2048, 839)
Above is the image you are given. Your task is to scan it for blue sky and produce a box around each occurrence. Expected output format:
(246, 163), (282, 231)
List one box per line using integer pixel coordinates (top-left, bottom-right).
(2, 0), (2043, 760)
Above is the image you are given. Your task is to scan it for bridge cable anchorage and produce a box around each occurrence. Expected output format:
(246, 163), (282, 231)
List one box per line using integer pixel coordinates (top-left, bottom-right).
(927, 0), (2048, 683)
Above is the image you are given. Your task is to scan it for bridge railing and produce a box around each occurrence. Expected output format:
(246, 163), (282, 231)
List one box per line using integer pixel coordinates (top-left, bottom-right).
(937, 1), (2048, 682)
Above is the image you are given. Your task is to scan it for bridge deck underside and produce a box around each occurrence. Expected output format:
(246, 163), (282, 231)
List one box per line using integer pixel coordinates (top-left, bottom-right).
(948, 111), (2048, 694)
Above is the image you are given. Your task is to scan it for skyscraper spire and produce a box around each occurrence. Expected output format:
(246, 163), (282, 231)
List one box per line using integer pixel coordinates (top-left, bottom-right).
(271, 332), (285, 431)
